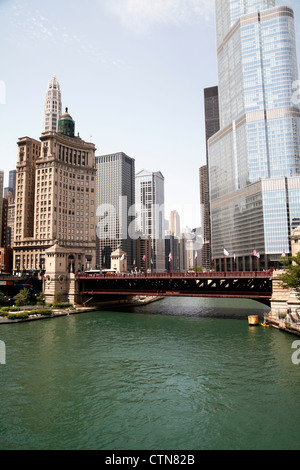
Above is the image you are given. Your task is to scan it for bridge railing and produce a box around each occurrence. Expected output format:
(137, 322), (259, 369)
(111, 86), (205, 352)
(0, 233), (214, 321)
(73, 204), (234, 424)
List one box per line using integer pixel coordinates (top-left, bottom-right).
(77, 270), (273, 280)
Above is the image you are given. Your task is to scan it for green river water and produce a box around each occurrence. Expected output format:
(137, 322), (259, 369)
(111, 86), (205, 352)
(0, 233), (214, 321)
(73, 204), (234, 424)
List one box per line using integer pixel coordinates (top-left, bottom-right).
(1, 297), (300, 450)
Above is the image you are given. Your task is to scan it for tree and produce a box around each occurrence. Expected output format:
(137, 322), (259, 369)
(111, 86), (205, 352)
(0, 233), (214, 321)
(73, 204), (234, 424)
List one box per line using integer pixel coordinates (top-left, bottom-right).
(278, 252), (300, 298)
(14, 288), (32, 307)
(0, 291), (5, 306)
(36, 293), (45, 305)
(53, 291), (63, 306)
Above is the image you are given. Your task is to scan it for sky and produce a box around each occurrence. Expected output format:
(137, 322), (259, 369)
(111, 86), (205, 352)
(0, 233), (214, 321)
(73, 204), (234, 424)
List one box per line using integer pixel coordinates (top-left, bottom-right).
(0, 0), (299, 230)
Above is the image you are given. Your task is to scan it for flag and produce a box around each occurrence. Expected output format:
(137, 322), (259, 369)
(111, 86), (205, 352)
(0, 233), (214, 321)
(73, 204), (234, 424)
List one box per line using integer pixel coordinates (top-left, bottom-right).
(257, 252), (260, 259)
(120, 254), (125, 261)
(224, 249), (229, 256)
(142, 255), (146, 262)
(151, 259), (153, 265)
(253, 250), (257, 257)
(281, 252), (286, 258)
(168, 252), (172, 260)
(195, 252), (197, 259)
(133, 259), (135, 265)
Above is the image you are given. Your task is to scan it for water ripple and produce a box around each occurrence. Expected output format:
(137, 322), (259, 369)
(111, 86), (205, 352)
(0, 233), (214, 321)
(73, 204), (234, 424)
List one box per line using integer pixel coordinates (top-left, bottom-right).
(1, 298), (300, 450)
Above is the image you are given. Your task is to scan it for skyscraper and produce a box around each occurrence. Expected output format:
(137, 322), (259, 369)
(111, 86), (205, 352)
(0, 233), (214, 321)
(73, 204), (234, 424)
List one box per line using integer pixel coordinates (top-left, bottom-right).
(135, 170), (165, 272)
(208, 0), (300, 270)
(95, 152), (135, 270)
(4, 170), (16, 202)
(169, 210), (181, 239)
(13, 80), (97, 273)
(8, 170), (16, 200)
(43, 76), (62, 133)
(200, 86), (220, 270)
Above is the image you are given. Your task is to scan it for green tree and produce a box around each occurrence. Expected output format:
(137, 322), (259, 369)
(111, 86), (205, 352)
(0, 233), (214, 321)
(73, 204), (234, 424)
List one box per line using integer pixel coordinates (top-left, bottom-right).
(36, 293), (45, 305)
(278, 252), (300, 298)
(0, 291), (5, 306)
(14, 288), (32, 307)
(53, 291), (63, 306)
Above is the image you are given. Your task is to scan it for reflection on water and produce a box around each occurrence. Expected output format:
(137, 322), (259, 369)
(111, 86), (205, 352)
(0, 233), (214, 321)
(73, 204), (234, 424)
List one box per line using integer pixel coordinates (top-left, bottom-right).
(123, 296), (270, 320)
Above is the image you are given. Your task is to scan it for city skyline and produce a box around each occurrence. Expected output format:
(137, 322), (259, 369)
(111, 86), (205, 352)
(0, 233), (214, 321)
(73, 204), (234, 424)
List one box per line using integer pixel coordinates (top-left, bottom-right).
(0, 0), (300, 230)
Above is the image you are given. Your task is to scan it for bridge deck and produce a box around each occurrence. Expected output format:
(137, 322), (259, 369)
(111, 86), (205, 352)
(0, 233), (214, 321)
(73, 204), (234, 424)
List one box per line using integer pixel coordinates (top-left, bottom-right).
(77, 271), (272, 280)
(77, 271), (273, 302)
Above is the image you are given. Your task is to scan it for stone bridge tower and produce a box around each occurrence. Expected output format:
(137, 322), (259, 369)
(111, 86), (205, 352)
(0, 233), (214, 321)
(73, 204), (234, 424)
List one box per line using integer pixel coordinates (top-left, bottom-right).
(43, 242), (79, 305)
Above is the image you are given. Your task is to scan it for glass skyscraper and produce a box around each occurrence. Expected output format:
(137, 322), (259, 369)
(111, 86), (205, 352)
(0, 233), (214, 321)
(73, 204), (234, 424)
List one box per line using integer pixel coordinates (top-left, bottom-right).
(95, 152), (135, 270)
(208, 0), (300, 270)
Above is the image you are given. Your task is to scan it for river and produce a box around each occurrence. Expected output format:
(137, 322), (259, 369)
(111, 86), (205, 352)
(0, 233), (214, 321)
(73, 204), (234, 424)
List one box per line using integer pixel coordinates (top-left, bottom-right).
(1, 297), (300, 450)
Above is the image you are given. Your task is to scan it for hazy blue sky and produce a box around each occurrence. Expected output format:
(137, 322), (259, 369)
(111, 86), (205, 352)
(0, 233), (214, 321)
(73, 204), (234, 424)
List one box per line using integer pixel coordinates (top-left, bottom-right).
(0, 0), (299, 229)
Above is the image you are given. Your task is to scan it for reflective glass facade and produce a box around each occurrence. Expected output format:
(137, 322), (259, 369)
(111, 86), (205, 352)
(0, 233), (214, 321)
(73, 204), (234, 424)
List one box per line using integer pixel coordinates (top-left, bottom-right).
(209, 1), (300, 267)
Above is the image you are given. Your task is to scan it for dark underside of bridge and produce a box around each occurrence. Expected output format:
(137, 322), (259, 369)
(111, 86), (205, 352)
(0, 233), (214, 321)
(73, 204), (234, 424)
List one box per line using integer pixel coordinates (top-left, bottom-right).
(78, 275), (272, 307)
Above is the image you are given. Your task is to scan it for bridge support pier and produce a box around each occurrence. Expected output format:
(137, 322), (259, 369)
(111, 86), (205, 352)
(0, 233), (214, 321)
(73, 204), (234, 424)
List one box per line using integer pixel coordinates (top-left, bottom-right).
(270, 270), (300, 317)
(43, 242), (80, 305)
(68, 273), (80, 305)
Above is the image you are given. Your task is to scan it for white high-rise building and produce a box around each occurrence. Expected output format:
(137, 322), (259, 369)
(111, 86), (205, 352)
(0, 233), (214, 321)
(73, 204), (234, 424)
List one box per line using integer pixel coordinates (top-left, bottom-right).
(135, 170), (165, 272)
(43, 76), (62, 132)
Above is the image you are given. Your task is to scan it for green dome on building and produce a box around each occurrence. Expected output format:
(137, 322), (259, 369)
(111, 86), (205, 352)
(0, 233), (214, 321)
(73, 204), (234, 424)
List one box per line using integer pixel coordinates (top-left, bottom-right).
(58, 108), (75, 137)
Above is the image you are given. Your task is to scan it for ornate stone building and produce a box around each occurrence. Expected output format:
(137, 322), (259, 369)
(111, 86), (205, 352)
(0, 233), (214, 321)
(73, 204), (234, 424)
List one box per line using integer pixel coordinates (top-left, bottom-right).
(13, 80), (97, 286)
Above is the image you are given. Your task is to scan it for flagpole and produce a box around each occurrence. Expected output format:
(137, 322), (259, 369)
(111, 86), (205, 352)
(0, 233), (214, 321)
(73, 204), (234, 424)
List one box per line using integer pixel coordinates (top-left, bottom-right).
(168, 253), (172, 274)
(223, 248), (229, 272)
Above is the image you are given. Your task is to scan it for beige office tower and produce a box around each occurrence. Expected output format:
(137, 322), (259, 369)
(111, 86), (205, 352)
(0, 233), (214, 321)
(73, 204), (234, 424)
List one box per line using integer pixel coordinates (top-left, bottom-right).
(169, 210), (181, 239)
(13, 107), (96, 274)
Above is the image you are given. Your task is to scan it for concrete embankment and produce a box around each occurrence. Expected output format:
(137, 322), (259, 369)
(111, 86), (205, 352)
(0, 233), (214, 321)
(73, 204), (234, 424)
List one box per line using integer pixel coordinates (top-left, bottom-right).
(264, 313), (300, 337)
(266, 269), (300, 337)
(0, 296), (164, 324)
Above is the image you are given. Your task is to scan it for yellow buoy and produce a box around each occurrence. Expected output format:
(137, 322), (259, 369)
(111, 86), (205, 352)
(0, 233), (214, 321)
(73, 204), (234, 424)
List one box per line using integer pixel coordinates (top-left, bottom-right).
(248, 315), (259, 326)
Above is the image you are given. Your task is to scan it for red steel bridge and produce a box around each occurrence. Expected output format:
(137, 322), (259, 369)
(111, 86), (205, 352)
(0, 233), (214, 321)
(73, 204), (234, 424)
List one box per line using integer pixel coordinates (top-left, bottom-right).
(77, 271), (273, 305)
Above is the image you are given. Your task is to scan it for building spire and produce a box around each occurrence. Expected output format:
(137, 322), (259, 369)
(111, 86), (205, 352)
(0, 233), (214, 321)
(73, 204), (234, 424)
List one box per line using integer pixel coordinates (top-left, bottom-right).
(43, 76), (62, 132)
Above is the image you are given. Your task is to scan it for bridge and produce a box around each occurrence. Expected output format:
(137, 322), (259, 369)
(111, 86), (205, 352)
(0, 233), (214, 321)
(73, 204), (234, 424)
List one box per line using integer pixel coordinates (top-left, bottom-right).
(77, 271), (273, 305)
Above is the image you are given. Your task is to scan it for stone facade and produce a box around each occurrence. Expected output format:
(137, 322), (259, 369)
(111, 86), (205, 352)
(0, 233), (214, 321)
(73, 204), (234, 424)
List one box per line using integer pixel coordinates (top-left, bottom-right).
(110, 245), (127, 273)
(270, 226), (300, 318)
(13, 112), (96, 274)
(43, 242), (79, 304)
